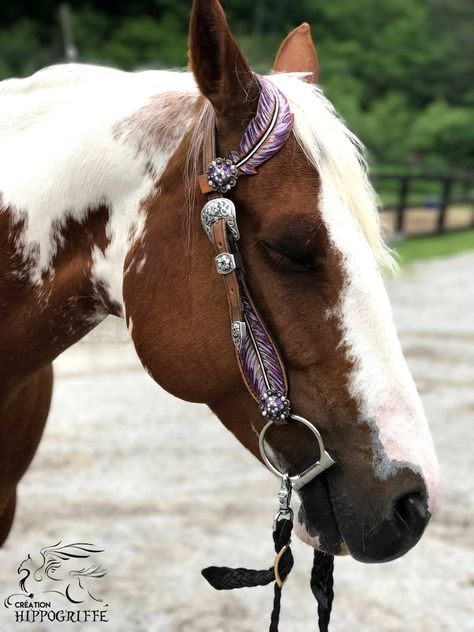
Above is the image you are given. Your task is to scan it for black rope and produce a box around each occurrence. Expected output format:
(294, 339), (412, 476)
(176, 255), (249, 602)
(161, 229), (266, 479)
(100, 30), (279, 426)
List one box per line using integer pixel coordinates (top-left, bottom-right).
(201, 481), (335, 631)
(269, 582), (283, 632)
(269, 517), (294, 631)
(202, 514), (294, 631)
(311, 551), (334, 632)
(202, 565), (274, 589)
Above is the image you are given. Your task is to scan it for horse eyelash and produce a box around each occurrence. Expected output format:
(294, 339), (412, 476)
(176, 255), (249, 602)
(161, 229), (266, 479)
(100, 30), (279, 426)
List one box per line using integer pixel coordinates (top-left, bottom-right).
(263, 242), (316, 273)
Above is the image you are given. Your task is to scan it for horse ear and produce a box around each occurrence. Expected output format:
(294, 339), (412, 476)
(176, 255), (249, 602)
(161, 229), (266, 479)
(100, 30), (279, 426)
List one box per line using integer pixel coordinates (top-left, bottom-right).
(273, 23), (319, 83)
(188, 0), (260, 117)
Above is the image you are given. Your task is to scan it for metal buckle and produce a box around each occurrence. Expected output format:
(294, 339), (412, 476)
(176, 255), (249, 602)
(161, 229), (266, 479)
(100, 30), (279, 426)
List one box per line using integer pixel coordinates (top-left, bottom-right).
(201, 198), (240, 241)
(258, 414), (335, 491)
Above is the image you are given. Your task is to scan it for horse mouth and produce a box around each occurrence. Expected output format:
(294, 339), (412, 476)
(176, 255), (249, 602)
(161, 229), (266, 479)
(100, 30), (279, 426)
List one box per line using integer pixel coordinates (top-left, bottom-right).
(296, 471), (344, 555)
(296, 464), (431, 562)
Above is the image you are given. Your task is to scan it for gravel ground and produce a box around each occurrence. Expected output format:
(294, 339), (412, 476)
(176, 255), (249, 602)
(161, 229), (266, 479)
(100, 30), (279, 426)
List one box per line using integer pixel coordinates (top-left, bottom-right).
(0, 253), (473, 632)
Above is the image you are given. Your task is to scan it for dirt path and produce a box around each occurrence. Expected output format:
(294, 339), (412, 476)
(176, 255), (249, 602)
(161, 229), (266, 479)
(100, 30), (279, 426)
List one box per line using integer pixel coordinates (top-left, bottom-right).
(0, 253), (473, 632)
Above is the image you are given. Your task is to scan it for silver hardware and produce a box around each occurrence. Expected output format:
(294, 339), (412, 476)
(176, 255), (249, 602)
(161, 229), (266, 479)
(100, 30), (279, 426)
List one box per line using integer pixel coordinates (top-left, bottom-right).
(258, 414), (336, 491)
(207, 157), (238, 194)
(201, 198), (240, 241)
(215, 252), (239, 275)
(260, 389), (290, 424)
(231, 321), (246, 352)
(276, 474), (292, 520)
(272, 474), (294, 538)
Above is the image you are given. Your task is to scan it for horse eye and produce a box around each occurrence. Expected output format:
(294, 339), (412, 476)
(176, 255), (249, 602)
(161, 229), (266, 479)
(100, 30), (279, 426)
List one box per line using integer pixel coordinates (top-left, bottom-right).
(262, 241), (315, 273)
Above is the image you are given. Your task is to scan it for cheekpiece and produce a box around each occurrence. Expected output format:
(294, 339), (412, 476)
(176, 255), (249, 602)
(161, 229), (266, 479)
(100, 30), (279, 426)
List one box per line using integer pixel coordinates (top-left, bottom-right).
(201, 198), (240, 241)
(260, 389), (290, 423)
(207, 157), (238, 194)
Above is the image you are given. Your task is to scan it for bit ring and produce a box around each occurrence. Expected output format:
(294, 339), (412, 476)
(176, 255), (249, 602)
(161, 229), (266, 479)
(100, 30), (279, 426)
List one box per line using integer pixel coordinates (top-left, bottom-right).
(259, 414), (336, 491)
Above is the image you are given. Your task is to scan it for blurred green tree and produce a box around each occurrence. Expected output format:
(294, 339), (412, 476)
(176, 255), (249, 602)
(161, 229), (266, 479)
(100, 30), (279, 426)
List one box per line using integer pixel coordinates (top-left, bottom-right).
(0, 0), (472, 169)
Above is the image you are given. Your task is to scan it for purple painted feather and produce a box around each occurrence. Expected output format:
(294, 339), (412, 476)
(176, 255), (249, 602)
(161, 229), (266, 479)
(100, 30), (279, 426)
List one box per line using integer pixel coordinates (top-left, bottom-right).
(228, 77), (294, 176)
(239, 291), (287, 400)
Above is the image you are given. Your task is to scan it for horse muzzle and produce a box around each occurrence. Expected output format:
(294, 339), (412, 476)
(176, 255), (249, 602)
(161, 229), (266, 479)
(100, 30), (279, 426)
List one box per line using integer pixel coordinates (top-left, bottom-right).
(296, 463), (431, 563)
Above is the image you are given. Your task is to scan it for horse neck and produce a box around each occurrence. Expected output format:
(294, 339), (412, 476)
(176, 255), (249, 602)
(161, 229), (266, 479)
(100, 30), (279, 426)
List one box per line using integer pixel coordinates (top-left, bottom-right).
(0, 66), (201, 389)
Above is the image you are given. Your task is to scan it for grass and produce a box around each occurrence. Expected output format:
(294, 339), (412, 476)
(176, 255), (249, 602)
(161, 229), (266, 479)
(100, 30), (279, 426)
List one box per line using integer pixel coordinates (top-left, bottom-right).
(392, 229), (474, 265)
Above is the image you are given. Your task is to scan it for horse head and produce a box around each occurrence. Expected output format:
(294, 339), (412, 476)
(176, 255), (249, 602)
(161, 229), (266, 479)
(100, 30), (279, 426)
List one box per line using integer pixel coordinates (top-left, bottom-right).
(123, 0), (439, 563)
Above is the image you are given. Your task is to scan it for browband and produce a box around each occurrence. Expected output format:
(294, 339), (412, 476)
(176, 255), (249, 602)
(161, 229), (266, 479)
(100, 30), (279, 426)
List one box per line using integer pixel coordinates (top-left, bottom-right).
(198, 76), (294, 195)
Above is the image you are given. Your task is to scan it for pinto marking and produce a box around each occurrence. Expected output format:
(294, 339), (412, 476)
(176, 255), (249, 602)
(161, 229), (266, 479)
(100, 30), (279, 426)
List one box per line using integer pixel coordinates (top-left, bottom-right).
(0, 65), (200, 308)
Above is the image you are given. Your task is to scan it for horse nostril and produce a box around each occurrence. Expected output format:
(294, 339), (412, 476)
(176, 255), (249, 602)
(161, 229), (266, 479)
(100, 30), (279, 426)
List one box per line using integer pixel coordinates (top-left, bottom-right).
(394, 492), (429, 534)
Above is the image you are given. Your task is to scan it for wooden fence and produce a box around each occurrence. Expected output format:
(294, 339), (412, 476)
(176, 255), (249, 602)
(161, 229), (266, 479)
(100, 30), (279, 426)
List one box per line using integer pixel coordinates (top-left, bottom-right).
(371, 173), (474, 237)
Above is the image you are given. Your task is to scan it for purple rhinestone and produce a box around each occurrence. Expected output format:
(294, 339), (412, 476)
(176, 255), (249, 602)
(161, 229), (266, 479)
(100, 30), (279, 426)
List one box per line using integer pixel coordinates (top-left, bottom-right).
(260, 390), (290, 422)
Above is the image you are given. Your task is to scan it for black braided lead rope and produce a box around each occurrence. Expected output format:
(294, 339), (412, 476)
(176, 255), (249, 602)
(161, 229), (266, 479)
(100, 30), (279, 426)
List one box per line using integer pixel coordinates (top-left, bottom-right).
(202, 514), (294, 631)
(269, 517), (294, 631)
(311, 551), (334, 632)
(202, 513), (335, 631)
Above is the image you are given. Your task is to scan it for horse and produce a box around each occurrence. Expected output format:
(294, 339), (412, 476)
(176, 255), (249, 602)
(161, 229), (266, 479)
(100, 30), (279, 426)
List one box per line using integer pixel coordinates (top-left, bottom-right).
(0, 0), (438, 589)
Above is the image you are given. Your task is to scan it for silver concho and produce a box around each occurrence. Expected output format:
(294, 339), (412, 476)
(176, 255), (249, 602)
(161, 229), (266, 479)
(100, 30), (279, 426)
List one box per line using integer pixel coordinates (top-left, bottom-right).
(231, 321), (246, 352)
(215, 252), (238, 275)
(201, 198), (240, 241)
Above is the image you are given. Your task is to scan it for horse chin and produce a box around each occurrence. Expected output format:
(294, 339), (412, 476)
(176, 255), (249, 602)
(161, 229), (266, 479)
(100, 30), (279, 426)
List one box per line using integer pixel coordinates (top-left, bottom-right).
(293, 519), (320, 548)
(294, 518), (350, 556)
(293, 515), (347, 555)
(292, 476), (345, 555)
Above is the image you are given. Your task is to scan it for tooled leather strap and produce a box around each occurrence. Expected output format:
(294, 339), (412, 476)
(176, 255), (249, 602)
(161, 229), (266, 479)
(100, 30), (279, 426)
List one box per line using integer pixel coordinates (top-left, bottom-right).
(208, 218), (242, 325)
(203, 208), (288, 409)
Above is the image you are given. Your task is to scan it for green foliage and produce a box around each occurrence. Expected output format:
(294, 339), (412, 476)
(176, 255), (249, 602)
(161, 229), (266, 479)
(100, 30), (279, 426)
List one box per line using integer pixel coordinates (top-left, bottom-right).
(0, 18), (49, 78)
(83, 14), (186, 69)
(409, 101), (474, 169)
(394, 230), (474, 265)
(0, 1), (472, 170)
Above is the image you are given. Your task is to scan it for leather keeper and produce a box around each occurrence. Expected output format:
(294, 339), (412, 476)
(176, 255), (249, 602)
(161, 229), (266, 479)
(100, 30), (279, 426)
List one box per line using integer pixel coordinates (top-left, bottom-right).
(209, 220), (243, 325)
(198, 174), (213, 195)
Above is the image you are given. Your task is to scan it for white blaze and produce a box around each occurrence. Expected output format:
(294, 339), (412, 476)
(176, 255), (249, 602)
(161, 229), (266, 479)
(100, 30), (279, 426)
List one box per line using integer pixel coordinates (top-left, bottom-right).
(321, 180), (439, 511)
(269, 73), (440, 513)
